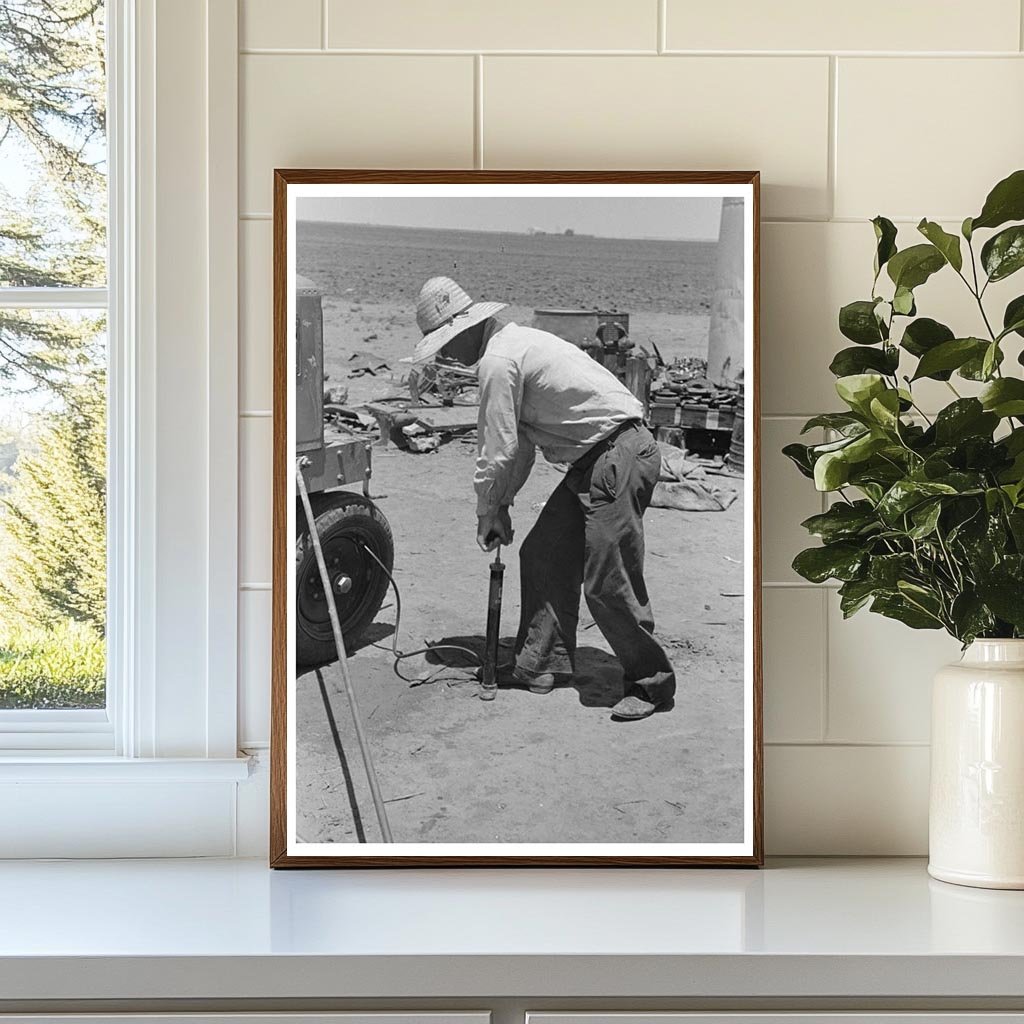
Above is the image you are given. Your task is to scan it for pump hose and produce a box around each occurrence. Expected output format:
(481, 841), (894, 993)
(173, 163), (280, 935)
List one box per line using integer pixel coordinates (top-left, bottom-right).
(360, 544), (491, 684)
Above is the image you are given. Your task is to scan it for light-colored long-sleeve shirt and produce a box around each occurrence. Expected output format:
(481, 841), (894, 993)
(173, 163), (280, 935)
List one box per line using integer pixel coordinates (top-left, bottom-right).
(474, 322), (643, 516)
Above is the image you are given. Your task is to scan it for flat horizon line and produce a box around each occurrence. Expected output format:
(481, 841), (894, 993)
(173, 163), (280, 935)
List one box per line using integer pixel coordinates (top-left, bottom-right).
(295, 218), (719, 244)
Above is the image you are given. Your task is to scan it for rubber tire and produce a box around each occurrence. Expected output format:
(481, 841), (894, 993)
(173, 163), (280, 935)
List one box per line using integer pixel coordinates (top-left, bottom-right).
(295, 492), (394, 667)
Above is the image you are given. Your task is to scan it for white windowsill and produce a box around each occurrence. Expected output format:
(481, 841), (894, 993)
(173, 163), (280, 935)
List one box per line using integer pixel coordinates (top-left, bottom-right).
(0, 755), (252, 781)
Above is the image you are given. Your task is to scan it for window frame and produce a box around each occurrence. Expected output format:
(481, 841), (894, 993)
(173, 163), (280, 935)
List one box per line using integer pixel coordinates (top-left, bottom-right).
(0, 0), (242, 768)
(0, 2), (122, 751)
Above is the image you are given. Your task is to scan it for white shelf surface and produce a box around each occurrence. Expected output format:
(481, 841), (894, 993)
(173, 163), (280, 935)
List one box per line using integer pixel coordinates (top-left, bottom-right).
(1, 857), (1024, 1002)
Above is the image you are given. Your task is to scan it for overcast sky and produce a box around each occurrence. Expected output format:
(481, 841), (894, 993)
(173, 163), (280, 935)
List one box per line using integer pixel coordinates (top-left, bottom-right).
(296, 196), (723, 241)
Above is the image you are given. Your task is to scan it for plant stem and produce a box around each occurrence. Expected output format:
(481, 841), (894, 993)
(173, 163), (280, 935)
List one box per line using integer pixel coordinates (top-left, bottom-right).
(935, 528), (965, 592)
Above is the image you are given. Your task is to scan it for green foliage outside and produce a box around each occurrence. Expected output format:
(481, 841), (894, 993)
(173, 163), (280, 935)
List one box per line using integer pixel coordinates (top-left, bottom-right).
(0, 374), (106, 633)
(0, 1), (107, 707)
(0, 619), (104, 708)
(785, 170), (1024, 645)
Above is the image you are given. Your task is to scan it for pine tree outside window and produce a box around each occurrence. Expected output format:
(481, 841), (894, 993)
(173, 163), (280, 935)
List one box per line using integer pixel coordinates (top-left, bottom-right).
(0, 1), (110, 733)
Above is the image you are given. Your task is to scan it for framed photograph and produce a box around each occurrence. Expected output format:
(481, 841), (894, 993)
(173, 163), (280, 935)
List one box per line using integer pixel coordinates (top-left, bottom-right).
(271, 170), (762, 867)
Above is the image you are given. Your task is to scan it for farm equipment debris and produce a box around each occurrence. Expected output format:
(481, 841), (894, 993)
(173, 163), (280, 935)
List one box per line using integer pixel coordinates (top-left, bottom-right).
(346, 350), (392, 377)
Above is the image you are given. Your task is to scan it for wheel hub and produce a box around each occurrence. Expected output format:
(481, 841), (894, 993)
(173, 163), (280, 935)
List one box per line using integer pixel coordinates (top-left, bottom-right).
(298, 534), (372, 633)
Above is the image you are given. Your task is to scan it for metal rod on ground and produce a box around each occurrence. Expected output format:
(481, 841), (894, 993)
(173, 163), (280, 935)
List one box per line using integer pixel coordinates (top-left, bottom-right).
(480, 545), (504, 701)
(295, 464), (393, 842)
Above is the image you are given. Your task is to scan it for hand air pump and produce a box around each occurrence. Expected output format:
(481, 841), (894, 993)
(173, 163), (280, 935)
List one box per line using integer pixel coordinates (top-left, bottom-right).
(480, 546), (504, 701)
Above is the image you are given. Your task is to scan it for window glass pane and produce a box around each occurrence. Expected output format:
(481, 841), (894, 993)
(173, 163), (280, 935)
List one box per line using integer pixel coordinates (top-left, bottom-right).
(0, 1), (107, 288)
(0, 309), (105, 710)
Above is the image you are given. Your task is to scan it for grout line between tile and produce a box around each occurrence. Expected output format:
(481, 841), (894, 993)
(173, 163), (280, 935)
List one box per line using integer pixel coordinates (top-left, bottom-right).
(240, 583), (272, 591)
(321, 0), (329, 50)
(657, 0), (666, 53)
(661, 49), (1024, 58)
(240, 410), (272, 417)
(763, 586), (840, 593)
(237, 47), (1024, 57)
(474, 55), (484, 169)
(238, 47), (660, 56)
(827, 56), (838, 220)
(766, 740), (931, 748)
(820, 587), (830, 742)
(1020, 0), (1024, 51)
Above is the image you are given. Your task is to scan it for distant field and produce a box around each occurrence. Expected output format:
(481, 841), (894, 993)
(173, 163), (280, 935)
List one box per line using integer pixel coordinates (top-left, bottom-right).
(296, 220), (717, 316)
(297, 220), (718, 392)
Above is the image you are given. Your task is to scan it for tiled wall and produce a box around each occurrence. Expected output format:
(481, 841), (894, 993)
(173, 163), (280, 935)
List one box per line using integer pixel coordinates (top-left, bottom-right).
(236, 0), (1024, 854)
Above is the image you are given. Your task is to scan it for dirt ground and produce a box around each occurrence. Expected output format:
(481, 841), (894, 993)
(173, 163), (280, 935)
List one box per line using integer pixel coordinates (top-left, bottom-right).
(296, 316), (746, 846)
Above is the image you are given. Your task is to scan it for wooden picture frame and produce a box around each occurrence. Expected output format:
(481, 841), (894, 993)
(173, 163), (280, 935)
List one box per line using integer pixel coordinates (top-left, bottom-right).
(271, 170), (762, 867)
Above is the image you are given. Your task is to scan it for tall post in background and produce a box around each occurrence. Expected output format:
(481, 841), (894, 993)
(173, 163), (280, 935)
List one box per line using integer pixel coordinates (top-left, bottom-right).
(706, 196), (745, 384)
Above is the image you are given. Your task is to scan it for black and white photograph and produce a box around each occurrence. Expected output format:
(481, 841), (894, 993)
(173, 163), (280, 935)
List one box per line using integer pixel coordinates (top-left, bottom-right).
(272, 172), (761, 866)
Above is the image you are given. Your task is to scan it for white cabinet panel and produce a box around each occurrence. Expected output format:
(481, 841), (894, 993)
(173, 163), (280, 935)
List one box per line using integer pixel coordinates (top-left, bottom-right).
(0, 1015), (489, 1024)
(530, 1016), (1024, 1024)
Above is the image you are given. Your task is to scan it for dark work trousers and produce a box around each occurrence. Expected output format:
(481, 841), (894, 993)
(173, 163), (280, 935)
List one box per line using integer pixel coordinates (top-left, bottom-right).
(514, 422), (676, 706)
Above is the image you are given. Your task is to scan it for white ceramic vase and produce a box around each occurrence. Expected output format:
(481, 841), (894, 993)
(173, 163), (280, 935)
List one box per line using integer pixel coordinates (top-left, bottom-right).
(929, 639), (1024, 889)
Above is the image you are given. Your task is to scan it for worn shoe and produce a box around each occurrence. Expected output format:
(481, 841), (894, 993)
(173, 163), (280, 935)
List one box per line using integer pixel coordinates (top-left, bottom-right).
(513, 669), (572, 694)
(610, 693), (671, 721)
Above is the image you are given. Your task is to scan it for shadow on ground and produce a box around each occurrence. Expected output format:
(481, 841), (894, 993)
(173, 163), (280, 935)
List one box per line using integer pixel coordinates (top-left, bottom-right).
(424, 634), (624, 708)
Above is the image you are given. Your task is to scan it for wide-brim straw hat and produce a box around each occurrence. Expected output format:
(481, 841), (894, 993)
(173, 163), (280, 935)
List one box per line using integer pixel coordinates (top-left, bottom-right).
(404, 276), (507, 364)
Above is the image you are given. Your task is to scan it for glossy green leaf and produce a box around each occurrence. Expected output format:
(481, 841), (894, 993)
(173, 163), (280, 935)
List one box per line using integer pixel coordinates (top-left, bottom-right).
(877, 479), (958, 524)
(838, 578), (880, 618)
(900, 317), (954, 359)
(871, 593), (943, 630)
(892, 286), (916, 316)
(981, 225), (1024, 282)
(959, 344), (1004, 381)
(971, 168), (1024, 232)
(950, 593), (995, 644)
(810, 434), (864, 456)
(814, 450), (850, 491)
(872, 216), (898, 277)
(985, 486), (1008, 514)
(839, 299), (886, 345)
(976, 573), (1024, 629)
(911, 337), (988, 380)
(800, 501), (879, 543)
(846, 432), (888, 463)
(829, 345), (899, 378)
(980, 378), (1024, 418)
(1006, 428), (1024, 456)
(886, 244), (945, 291)
(835, 373), (887, 414)
(792, 542), (866, 584)
(849, 463), (907, 493)
(933, 399), (999, 444)
(868, 552), (915, 587)
(908, 500), (943, 539)
(1002, 295), (1024, 339)
(800, 412), (865, 435)
(962, 216), (974, 241)
(868, 389), (902, 430)
(982, 341), (1001, 381)
(917, 218), (963, 272)
(782, 442), (814, 479)
(933, 470), (987, 494)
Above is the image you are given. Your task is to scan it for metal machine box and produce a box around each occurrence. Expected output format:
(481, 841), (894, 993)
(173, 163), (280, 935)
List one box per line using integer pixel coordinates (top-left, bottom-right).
(295, 273), (372, 497)
(295, 274), (325, 455)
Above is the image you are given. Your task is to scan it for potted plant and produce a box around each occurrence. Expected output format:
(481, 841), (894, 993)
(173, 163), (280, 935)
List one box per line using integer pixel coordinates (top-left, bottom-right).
(785, 169), (1024, 889)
